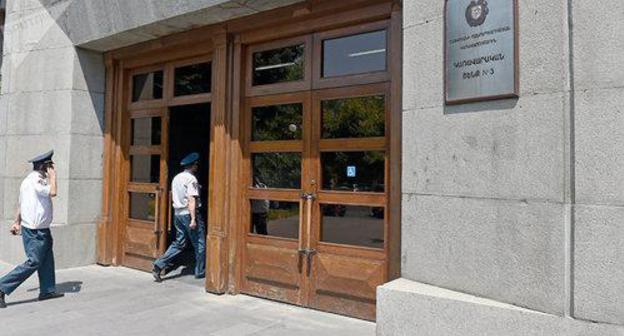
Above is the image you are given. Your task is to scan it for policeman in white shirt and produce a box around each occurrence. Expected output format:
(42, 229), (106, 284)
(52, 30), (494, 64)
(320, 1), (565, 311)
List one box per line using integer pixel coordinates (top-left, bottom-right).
(152, 152), (206, 282)
(0, 150), (64, 308)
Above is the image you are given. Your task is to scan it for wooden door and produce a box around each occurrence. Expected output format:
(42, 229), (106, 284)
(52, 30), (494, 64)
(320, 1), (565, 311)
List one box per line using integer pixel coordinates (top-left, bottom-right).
(305, 83), (389, 320)
(121, 66), (171, 271)
(241, 20), (394, 320)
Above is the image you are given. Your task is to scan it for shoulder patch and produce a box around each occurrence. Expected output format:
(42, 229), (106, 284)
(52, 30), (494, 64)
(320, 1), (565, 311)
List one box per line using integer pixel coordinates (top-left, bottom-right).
(38, 179), (48, 186)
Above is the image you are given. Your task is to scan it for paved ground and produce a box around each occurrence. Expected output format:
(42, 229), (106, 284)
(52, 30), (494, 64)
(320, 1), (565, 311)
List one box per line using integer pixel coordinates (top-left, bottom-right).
(0, 262), (375, 336)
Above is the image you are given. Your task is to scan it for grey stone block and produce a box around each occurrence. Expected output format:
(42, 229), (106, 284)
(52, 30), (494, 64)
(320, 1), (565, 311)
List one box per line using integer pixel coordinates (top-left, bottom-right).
(402, 92), (565, 202)
(4, 90), (73, 136)
(50, 223), (97, 268)
(68, 134), (103, 180)
(574, 205), (624, 325)
(6, 47), (76, 94)
(377, 278), (624, 336)
(573, 0), (624, 91)
(67, 179), (102, 225)
(403, 0), (444, 29)
(575, 87), (624, 205)
(401, 194), (565, 314)
(70, 91), (105, 136)
(403, 20), (443, 111)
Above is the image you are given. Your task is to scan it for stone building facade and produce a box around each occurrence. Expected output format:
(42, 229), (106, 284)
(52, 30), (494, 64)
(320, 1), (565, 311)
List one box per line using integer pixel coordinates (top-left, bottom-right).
(0, 0), (622, 334)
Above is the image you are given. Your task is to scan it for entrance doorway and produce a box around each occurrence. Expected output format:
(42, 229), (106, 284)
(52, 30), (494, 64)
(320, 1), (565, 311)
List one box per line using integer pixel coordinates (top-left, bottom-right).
(120, 57), (213, 272)
(164, 103), (211, 279)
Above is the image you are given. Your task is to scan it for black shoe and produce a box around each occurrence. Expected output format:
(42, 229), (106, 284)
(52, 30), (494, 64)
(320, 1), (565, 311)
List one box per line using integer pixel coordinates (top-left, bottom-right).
(38, 292), (64, 301)
(0, 291), (6, 308)
(152, 266), (163, 282)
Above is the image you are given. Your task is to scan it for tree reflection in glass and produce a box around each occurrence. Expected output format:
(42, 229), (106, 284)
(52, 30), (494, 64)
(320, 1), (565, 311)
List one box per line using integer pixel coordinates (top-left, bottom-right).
(252, 103), (303, 141)
(252, 153), (302, 189)
(322, 95), (385, 139)
(253, 44), (305, 86)
(174, 62), (211, 96)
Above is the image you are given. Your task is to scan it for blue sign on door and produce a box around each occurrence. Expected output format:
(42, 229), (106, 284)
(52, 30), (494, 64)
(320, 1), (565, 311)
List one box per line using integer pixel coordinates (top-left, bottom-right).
(347, 166), (356, 177)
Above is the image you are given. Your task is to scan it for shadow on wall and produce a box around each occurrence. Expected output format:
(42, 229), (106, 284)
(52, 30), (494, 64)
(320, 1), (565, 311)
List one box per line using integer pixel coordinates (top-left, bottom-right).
(444, 98), (519, 115)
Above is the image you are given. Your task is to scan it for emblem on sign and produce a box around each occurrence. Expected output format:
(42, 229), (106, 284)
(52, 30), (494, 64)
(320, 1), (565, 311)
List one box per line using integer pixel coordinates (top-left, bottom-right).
(466, 0), (489, 27)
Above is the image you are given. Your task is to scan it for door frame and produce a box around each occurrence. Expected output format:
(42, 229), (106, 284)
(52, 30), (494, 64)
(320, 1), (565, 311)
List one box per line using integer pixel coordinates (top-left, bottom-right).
(97, 0), (402, 308)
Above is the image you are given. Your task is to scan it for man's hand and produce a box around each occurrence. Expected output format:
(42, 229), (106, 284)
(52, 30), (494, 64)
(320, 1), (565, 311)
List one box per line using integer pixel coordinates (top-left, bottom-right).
(190, 219), (197, 230)
(10, 222), (20, 236)
(47, 165), (56, 179)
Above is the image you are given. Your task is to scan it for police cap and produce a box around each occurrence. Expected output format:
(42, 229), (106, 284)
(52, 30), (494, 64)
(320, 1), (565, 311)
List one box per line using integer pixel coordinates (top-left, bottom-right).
(180, 152), (200, 166)
(28, 150), (54, 164)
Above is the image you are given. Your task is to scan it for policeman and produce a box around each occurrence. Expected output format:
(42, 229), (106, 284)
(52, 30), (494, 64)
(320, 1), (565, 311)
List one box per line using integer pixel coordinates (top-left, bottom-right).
(0, 150), (64, 308)
(152, 152), (206, 282)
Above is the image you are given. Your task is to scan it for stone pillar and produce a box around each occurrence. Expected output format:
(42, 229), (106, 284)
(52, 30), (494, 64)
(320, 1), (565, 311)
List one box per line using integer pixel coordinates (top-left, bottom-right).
(0, 0), (105, 268)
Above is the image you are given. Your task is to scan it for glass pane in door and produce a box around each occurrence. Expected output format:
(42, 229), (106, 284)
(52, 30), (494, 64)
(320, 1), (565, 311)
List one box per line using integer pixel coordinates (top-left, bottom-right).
(131, 155), (160, 183)
(252, 103), (303, 141)
(132, 117), (162, 145)
(321, 151), (385, 192)
(250, 200), (300, 240)
(129, 192), (157, 221)
(320, 204), (384, 249)
(322, 95), (385, 139)
(252, 153), (302, 189)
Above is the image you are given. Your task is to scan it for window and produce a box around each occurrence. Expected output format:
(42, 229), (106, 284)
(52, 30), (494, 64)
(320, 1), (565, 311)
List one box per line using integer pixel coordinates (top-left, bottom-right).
(132, 71), (163, 102)
(322, 30), (387, 78)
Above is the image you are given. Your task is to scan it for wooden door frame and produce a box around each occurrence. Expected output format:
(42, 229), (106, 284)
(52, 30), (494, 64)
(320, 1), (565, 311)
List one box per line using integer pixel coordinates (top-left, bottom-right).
(96, 0), (402, 299)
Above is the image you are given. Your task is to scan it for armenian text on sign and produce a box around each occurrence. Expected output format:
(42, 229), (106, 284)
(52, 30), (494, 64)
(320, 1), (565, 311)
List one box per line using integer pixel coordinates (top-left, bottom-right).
(445, 0), (518, 104)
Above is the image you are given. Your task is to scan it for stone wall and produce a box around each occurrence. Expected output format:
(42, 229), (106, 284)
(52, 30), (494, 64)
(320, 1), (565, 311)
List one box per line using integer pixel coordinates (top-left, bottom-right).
(378, 0), (624, 334)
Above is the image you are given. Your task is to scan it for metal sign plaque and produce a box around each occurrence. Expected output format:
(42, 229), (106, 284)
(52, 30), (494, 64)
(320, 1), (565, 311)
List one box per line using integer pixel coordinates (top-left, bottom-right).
(445, 0), (518, 104)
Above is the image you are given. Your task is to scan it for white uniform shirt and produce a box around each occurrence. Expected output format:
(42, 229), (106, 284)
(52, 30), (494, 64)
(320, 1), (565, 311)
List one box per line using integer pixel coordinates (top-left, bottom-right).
(251, 182), (269, 214)
(171, 171), (199, 215)
(19, 171), (53, 230)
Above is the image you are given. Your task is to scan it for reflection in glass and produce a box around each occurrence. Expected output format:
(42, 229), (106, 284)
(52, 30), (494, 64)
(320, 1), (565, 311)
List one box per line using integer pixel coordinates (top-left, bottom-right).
(252, 153), (301, 189)
(174, 62), (212, 96)
(131, 155), (160, 183)
(250, 200), (299, 240)
(323, 30), (387, 78)
(252, 103), (303, 141)
(322, 151), (384, 192)
(131, 117), (161, 146)
(132, 71), (163, 102)
(129, 192), (157, 221)
(321, 204), (384, 249)
(322, 95), (385, 139)
(253, 44), (305, 86)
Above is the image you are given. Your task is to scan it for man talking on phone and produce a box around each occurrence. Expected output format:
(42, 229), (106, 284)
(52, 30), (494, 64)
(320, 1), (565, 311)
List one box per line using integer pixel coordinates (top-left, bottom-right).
(0, 150), (64, 308)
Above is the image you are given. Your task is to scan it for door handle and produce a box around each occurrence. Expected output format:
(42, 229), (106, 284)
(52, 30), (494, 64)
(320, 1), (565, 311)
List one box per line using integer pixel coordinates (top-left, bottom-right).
(298, 192), (316, 276)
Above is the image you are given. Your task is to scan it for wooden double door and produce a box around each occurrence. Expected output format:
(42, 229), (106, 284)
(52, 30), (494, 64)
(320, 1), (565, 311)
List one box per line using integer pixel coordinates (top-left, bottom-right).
(240, 20), (396, 320)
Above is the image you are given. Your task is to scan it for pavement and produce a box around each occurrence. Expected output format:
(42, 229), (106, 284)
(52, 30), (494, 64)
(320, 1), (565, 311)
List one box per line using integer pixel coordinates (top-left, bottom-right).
(0, 262), (375, 336)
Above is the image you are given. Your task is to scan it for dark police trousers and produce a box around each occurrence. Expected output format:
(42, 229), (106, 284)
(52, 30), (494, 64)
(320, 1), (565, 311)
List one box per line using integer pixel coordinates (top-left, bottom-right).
(0, 227), (56, 296)
(154, 214), (206, 278)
